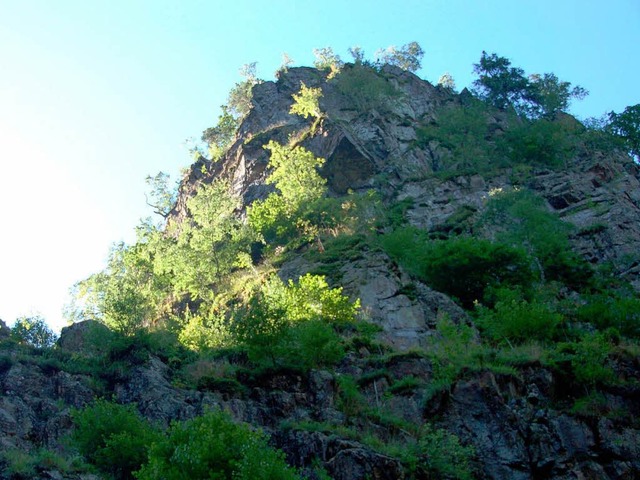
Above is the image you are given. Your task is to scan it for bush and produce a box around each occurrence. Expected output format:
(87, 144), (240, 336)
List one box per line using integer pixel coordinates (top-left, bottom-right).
(475, 288), (563, 344)
(577, 293), (640, 338)
(382, 229), (534, 308)
(413, 424), (475, 480)
(500, 118), (577, 168)
(136, 410), (299, 480)
(555, 332), (616, 389)
(232, 274), (356, 369)
(415, 102), (504, 175)
(332, 63), (401, 113)
(10, 316), (57, 349)
(71, 400), (161, 480)
(482, 188), (593, 289)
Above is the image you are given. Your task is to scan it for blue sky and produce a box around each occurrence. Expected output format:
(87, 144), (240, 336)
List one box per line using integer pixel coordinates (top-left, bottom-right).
(1, 0), (638, 331)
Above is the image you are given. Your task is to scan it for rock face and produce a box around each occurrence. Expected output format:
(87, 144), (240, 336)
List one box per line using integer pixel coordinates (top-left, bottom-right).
(2, 66), (639, 479)
(173, 65), (640, 349)
(2, 337), (637, 479)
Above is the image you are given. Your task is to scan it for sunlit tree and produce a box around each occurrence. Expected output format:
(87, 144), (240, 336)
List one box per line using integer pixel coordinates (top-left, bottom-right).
(376, 41), (424, 72)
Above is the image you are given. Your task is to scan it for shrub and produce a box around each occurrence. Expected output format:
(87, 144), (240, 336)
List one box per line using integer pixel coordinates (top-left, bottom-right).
(415, 102), (504, 175)
(475, 288), (563, 344)
(577, 293), (640, 338)
(232, 274), (356, 369)
(71, 400), (161, 480)
(136, 410), (299, 480)
(382, 228), (534, 308)
(336, 375), (366, 419)
(10, 316), (57, 349)
(500, 118), (577, 168)
(413, 424), (475, 480)
(482, 188), (593, 289)
(332, 63), (401, 113)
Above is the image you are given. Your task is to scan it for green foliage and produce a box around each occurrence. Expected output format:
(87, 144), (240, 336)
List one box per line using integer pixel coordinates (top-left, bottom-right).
(382, 228), (533, 308)
(412, 424), (475, 480)
(10, 315), (57, 349)
(136, 410), (299, 480)
(559, 332), (616, 387)
(526, 73), (588, 119)
(227, 62), (261, 119)
(71, 400), (161, 480)
(336, 375), (366, 418)
(247, 141), (327, 244)
(437, 72), (457, 92)
(608, 103), (640, 158)
(472, 51), (529, 110)
(416, 101), (507, 175)
(0, 448), (88, 479)
(482, 188), (593, 288)
(500, 117), (578, 168)
(387, 376), (422, 396)
(577, 292), (640, 338)
(427, 315), (485, 396)
(145, 172), (177, 219)
(312, 47), (343, 77)
(472, 51), (586, 118)
(289, 82), (322, 120)
(177, 308), (232, 351)
(202, 105), (238, 161)
(375, 41), (424, 72)
(71, 221), (172, 334)
(232, 274), (355, 369)
(161, 180), (254, 301)
(475, 288), (563, 344)
(333, 63), (401, 113)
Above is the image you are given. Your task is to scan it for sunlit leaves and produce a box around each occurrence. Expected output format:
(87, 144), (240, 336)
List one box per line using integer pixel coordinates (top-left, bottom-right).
(289, 82), (322, 120)
(248, 141), (326, 243)
(375, 41), (424, 72)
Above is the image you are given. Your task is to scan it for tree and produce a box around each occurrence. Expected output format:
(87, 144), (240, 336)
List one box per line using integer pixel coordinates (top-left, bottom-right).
(313, 47), (343, 77)
(472, 51), (529, 110)
(375, 41), (424, 72)
(348, 45), (365, 64)
(247, 141), (326, 242)
(71, 400), (160, 480)
(11, 316), (56, 348)
(227, 62), (261, 119)
(231, 274), (354, 369)
(437, 72), (456, 92)
(145, 172), (177, 219)
(289, 82), (323, 120)
(276, 52), (294, 76)
(472, 51), (587, 118)
(160, 180), (253, 300)
(71, 221), (172, 334)
(608, 104), (640, 159)
(525, 73), (588, 118)
(137, 410), (299, 480)
(201, 105), (238, 161)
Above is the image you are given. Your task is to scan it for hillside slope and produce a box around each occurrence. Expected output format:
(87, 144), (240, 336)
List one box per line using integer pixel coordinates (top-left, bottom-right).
(1, 61), (639, 480)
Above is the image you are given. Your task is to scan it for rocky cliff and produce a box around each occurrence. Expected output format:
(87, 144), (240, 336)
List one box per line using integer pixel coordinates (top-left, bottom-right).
(1, 64), (639, 479)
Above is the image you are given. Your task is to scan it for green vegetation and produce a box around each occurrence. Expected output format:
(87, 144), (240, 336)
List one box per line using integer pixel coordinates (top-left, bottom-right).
(10, 315), (57, 348)
(137, 410), (299, 480)
(607, 103), (640, 158)
(375, 41), (424, 72)
(382, 228), (533, 308)
(289, 82), (322, 120)
(472, 51), (587, 118)
(232, 273), (356, 370)
(68, 402), (298, 480)
(333, 62), (402, 113)
(34, 46), (638, 480)
(71, 400), (161, 480)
